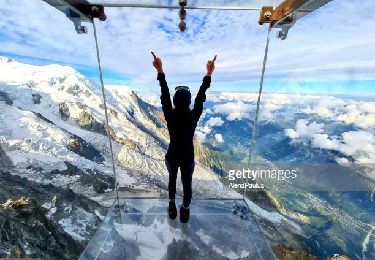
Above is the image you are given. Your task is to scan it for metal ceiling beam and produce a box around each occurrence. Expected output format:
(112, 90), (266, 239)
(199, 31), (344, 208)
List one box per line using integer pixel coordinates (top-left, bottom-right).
(42, 0), (91, 20)
(90, 2), (313, 12)
(40, 0), (326, 36)
(98, 3), (261, 10)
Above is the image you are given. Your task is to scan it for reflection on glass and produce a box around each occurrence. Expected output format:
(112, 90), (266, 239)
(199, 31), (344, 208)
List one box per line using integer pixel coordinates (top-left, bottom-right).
(81, 199), (276, 259)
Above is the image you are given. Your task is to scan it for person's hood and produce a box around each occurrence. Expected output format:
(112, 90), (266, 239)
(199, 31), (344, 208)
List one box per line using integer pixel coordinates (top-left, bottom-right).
(173, 88), (191, 109)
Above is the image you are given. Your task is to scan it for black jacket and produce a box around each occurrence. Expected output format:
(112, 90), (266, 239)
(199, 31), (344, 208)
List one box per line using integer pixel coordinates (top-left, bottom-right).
(158, 73), (211, 165)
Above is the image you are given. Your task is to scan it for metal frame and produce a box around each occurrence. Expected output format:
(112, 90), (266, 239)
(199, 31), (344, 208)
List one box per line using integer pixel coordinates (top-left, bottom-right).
(41, 0), (328, 38)
(90, 2), (314, 12)
(259, 0), (333, 39)
(97, 3), (262, 11)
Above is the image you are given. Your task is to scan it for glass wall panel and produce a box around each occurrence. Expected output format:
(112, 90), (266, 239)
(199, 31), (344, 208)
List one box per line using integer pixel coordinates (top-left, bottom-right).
(77, 5), (277, 259)
(0, 0), (114, 258)
(90, 5), (273, 202)
(249, 0), (375, 258)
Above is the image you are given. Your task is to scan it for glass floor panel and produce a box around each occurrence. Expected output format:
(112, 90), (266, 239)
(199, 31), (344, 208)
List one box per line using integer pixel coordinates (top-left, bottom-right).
(80, 198), (276, 260)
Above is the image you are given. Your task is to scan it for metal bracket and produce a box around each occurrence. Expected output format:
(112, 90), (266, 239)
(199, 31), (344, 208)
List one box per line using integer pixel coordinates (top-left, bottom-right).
(232, 202), (250, 220)
(41, 0), (106, 34)
(65, 7), (89, 34)
(259, 0), (332, 40)
(275, 13), (297, 40)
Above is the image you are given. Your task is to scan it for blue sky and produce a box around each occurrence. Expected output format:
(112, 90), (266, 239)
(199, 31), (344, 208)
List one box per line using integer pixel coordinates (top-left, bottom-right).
(0, 0), (374, 96)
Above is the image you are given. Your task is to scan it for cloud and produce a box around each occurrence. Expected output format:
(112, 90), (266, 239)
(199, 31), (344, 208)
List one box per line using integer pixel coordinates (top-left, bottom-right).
(135, 89), (375, 162)
(200, 125), (211, 134)
(286, 120), (375, 163)
(339, 131), (375, 160)
(195, 125), (211, 142)
(208, 92), (375, 129)
(214, 134), (224, 143)
(284, 129), (298, 139)
(0, 1), (96, 67)
(1, 0), (375, 90)
(211, 92), (258, 102)
(195, 131), (207, 142)
(285, 119), (325, 139)
(312, 131), (375, 163)
(205, 117), (224, 127)
(213, 101), (253, 121)
(195, 116), (224, 142)
(311, 134), (339, 150)
(301, 97), (375, 129)
(335, 157), (350, 165)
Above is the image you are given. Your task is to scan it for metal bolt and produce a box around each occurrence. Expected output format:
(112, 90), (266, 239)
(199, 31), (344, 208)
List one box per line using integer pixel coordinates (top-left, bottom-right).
(264, 10), (272, 20)
(277, 30), (288, 40)
(92, 5), (99, 12)
(78, 26), (88, 34)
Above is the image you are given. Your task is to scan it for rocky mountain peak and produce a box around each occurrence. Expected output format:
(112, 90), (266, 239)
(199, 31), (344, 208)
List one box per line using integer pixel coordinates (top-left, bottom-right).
(0, 56), (15, 63)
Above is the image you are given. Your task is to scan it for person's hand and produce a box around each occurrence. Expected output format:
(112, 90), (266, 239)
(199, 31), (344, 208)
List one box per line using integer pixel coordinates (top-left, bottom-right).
(151, 51), (163, 73)
(206, 55), (217, 77)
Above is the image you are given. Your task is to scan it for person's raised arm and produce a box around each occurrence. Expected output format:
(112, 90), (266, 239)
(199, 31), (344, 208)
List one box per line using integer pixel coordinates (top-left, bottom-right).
(152, 52), (172, 121)
(193, 55), (217, 122)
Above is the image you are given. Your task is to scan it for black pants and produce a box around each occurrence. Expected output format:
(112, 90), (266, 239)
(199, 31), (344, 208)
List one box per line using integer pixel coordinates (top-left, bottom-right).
(165, 159), (195, 207)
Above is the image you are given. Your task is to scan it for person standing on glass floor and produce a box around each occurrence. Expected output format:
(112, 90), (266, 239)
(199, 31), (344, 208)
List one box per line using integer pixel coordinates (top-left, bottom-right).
(152, 52), (216, 223)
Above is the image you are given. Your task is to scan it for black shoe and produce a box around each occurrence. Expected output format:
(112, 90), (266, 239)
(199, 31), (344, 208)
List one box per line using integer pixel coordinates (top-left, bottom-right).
(180, 205), (190, 223)
(168, 202), (177, 220)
